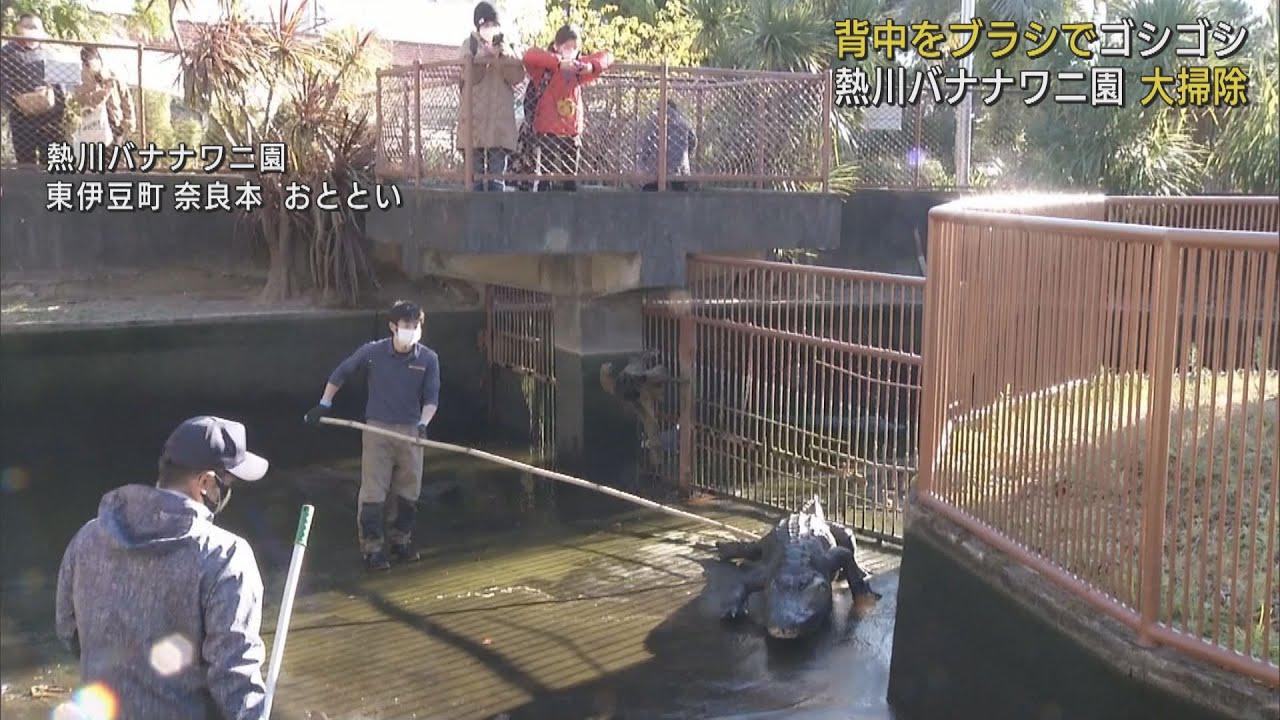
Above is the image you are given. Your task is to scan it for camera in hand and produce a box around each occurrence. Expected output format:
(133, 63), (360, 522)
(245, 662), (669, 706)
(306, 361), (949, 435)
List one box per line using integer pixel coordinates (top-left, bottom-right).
(491, 33), (503, 47)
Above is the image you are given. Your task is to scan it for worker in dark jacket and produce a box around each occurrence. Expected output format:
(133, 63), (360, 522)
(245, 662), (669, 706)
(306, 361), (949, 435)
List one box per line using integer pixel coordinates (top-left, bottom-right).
(56, 416), (271, 720)
(306, 301), (441, 571)
(0, 13), (68, 165)
(639, 98), (697, 191)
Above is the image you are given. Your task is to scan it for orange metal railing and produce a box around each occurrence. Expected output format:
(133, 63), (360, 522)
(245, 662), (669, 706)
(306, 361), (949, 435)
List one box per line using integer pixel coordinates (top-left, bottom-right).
(918, 194), (1279, 684)
(643, 256), (923, 540)
(375, 59), (832, 191)
(482, 284), (556, 461)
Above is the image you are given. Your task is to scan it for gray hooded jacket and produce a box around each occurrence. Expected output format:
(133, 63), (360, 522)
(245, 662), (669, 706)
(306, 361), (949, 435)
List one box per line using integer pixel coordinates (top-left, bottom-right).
(56, 484), (267, 720)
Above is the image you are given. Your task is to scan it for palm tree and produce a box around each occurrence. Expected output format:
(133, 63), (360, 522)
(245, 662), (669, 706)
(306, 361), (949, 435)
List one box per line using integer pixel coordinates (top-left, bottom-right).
(1204, 0), (1279, 192)
(723, 0), (830, 72)
(686, 0), (745, 66)
(1012, 0), (1269, 194)
(178, 0), (382, 304)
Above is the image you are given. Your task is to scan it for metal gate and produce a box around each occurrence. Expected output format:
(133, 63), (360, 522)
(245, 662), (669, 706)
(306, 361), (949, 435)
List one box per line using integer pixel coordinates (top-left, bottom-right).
(483, 285), (556, 464)
(642, 255), (923, 542)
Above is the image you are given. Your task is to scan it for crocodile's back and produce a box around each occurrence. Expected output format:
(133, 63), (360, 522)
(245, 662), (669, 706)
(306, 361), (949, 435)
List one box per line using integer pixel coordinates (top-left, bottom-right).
(772, 511), (836, 552)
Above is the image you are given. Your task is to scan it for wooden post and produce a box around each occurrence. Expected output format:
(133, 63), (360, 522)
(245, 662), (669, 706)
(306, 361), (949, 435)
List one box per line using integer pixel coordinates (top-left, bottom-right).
(820, 69), (833, 193)
(677, 295), (696, 495)
(135, 43), (146, 147)
(912, 103), (924, 189)
(375, 71), (385, 175)
(754, 88), (764, 190)
(658, 63), (670, 191)
(401, 78), (411, 174)
(484, 286), (496, 429)
(1137, 236), (1180, 646)
(413, 62), (423, 185)
(462, 59), (475, 190)
(694, 84), (703, 171)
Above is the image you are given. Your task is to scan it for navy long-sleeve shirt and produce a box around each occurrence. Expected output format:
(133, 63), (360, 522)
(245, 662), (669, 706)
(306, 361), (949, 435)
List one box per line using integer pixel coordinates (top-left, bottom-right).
(328, 338), (440, 426)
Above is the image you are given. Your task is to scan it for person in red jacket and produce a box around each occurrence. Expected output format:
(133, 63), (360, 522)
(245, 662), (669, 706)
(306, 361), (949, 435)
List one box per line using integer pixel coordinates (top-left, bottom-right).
(522, 24), (613, 191)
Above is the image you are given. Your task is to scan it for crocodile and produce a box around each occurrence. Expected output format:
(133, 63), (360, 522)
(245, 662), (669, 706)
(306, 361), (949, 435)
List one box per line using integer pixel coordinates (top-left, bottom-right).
(715, 496), (881, 640)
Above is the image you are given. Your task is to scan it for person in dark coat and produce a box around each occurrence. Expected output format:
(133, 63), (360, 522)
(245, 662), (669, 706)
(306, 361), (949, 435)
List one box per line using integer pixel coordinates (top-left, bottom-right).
(0, 13), (68, 164)
(639, 98), (697, 191)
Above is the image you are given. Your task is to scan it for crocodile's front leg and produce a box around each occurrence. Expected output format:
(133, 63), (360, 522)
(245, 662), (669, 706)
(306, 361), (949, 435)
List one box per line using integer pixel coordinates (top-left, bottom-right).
(830, 524), (882, 600)
(722, 564), (767, 620)
(716, 538), (765, 562)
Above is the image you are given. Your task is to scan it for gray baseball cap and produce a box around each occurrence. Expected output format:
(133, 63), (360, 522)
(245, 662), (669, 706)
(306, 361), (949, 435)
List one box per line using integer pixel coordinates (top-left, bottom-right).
(162, 416), (269, 481)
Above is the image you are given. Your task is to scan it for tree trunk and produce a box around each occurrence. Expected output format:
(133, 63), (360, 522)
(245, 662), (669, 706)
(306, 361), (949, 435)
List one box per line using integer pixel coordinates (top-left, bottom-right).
(259, 208), (294, 303)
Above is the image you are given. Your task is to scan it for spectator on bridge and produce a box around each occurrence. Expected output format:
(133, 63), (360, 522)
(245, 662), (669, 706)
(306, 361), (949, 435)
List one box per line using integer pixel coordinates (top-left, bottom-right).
(56, 416), (271, 720)
(72, 46), (136, 147)
(522, 24), (613, 191)
(459, 2), (525, 191)
(639, 98), (697, 192)
(0, 13), (69, 165)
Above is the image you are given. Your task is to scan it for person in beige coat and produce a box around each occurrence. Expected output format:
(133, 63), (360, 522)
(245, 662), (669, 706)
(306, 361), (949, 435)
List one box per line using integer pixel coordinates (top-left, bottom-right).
(72, 46), (135, 147)
(459, 2), (525, 191)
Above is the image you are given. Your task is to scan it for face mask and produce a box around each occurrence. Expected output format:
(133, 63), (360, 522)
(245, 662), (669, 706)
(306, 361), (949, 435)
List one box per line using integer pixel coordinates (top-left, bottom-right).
(396, 327), (421, 348)
(479, 25), (499, 42)
(203, 474), (233, 517)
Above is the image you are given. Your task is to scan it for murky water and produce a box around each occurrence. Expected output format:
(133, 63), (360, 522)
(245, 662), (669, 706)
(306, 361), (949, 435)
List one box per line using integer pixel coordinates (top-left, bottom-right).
(1, 439), (900, 720)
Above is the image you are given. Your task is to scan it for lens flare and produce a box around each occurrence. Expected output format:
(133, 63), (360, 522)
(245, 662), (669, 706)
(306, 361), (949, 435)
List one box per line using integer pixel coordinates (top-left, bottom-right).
(149, 633), (195, 677)
(1, 466), (31, 493)
(51, 702), (87, 720)
(54, 683), (117, 720)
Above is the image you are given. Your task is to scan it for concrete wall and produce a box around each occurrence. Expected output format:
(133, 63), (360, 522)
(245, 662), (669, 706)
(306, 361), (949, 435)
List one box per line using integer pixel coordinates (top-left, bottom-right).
(888, 506), (1275, 720)
(822, 189), (959, 277)
(0, 168), (252, 278)
(368, 189), (842, 292)
(0, 310), (486, 478)
(0, 310), (491, 597)
(0, 169), (949, 287)
(552, 349), (642, 489)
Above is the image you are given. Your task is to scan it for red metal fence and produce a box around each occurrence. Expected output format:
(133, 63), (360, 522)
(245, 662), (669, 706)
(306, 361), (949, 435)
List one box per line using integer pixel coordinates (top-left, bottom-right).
(643, 255), (924, 541)
(919, 194), (1279, 684)
(375, 60), (832, 191)
(483, 285), (556, 462)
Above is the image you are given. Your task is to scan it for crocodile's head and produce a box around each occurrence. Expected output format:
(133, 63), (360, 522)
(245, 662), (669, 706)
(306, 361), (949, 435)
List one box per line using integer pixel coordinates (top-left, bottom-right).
(761, 565), (833, 640)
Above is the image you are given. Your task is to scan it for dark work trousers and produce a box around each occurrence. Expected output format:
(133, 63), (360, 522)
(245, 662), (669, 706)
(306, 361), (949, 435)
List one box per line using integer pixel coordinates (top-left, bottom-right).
(469, 147), (510, 191)
(534, 134), (580, 191)
(9, 90), (66, 165)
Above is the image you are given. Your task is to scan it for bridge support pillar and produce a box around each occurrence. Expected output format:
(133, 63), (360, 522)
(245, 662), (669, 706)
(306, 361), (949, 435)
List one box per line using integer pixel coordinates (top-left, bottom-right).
(550, 290), (647, 495)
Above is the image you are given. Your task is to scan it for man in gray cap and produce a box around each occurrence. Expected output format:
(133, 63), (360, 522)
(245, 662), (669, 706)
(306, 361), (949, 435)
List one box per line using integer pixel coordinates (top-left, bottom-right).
(56, 416), (270, 720)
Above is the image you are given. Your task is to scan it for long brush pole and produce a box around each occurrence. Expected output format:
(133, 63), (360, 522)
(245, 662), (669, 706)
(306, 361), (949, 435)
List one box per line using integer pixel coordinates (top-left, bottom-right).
(317, 417), (755, 538)
(263, 504), (315, 718)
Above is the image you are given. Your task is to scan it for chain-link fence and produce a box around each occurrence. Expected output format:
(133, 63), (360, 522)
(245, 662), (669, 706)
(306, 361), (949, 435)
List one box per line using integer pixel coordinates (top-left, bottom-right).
(1, 34), (204, 168)
(837, 102), (953, 189)
(375, 60), (830, 190)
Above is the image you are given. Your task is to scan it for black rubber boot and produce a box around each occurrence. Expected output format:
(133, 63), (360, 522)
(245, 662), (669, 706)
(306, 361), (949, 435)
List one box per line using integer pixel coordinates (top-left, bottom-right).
(358, 502), (389, 571)
(388, 496), (421, 563)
